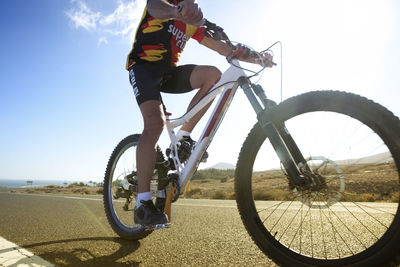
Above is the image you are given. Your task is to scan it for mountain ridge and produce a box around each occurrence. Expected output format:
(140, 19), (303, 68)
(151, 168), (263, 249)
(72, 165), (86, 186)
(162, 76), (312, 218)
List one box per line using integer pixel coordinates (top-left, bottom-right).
(206, 162), (235, 170)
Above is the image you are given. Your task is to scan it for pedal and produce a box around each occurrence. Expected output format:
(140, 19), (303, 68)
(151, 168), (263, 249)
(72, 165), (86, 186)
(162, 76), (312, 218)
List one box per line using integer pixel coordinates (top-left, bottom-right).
(201, 151), (209, 163)
(144, 222), (171, 231)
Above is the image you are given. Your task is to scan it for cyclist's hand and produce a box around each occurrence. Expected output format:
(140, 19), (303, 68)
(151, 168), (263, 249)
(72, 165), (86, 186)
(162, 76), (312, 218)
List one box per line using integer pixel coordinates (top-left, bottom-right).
(226, 43), (251, 62)
(176, 0), (203, 26)
(255, 52), (275, 68)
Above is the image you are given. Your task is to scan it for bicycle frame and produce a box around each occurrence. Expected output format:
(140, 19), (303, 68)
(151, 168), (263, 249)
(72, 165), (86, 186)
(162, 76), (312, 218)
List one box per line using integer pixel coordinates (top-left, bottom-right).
(165, 59), (245, 190)
(164, 59), (305, 193)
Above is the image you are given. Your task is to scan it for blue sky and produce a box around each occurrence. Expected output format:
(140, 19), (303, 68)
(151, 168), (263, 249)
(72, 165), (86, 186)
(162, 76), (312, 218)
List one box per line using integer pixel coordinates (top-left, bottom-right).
(1, 0), (399, 181)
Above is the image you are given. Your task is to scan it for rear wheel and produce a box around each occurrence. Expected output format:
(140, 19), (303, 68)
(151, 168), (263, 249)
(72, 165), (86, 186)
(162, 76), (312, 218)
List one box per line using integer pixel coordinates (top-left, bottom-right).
(235, 91), (400, 266)
(103, 134), (166, 240)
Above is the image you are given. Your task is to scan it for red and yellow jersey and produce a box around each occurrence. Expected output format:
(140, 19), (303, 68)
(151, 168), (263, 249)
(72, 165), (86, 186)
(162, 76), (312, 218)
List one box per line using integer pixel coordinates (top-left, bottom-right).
(126, 0), (206, 69)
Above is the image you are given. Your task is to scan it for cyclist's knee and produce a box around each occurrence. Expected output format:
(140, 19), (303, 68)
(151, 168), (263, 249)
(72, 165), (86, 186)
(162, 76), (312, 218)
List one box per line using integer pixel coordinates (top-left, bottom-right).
(206, 66), (222, 82)
(143, 116), (165, 136)
(191, 65), (222, 91)
(200, 66), (221, 89)
(139, 101), (165, 137)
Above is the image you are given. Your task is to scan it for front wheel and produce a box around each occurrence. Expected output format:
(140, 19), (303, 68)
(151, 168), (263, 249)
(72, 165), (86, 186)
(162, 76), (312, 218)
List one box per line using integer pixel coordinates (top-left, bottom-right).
(235, 91), (400, 266)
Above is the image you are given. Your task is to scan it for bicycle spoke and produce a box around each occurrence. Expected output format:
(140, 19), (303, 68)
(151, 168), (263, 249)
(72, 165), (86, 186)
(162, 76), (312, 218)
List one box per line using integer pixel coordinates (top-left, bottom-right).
(269, 200), (296, 234)
(322, 206), (354, 257)
(318, 203), (328, 259)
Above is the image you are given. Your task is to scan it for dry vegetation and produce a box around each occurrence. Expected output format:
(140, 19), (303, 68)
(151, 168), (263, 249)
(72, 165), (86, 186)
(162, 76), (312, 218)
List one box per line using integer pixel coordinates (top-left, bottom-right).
(186, 162), (399, 202)
(10, 182), (103, 195)
(9, 162), (400, 202)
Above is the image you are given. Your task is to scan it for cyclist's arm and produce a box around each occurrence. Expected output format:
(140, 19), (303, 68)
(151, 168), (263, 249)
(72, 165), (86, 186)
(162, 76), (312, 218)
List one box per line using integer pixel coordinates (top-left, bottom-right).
(147, 0), (203, 25)
(200, 36), (231, 56)
(200, 37), (261, 65)
(147, 0), (178, 19)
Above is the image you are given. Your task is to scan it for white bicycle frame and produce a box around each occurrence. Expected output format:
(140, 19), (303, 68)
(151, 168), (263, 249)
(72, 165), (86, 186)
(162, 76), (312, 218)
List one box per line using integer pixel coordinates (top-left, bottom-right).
(165, 59), (246, 191)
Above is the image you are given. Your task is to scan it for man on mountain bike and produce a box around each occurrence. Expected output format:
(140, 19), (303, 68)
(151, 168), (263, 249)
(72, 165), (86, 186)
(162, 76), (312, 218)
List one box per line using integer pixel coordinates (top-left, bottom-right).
(127, 0), (274, 227)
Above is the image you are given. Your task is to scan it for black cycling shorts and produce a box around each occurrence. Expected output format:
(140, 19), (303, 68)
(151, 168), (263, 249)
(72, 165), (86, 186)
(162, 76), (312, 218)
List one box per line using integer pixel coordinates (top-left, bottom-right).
(128, 64), (196, 106)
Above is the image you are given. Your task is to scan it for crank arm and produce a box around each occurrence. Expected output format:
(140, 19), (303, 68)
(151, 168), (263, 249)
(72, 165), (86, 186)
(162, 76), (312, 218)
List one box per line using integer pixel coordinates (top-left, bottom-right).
(164, 181), (176, 223)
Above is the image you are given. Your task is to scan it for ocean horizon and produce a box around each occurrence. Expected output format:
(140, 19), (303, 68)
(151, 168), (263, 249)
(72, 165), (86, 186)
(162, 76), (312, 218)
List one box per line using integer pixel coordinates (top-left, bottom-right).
(0, 179), (99, 188)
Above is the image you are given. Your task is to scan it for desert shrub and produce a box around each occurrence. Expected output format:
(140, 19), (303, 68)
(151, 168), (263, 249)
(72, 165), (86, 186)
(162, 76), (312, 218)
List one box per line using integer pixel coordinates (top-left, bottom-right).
(253, 190), (274, 201)
(253, 189), (291, 201)
(390, 191), (400, 202)
(192, 168), (234, 180)
(72, 188), (90, 195)
(68, 182), (88, 188)
(220, 177), (228, 183)
(96, 188), (103, 194)
(189, 186), (203, 194)
(212, 190), (227, 199)
(361, 193), (377, 202)
(185, 186), (204, 198)
(227, 191), (235, 199)
(341, 192), (378, 202)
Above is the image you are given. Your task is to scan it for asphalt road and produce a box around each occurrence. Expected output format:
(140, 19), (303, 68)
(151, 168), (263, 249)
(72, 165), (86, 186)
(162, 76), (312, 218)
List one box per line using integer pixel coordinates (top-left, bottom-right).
(0, 192), (277, 266)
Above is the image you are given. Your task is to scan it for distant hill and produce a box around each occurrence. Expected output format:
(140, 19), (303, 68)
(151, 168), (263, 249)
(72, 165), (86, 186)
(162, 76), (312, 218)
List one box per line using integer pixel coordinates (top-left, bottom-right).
(207, 162), (235, 170)
(337, 151), (393, 165)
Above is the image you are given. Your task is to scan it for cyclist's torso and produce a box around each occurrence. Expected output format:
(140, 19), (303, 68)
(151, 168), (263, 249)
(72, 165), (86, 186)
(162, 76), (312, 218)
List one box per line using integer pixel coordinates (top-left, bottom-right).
(126, 0), (205, 69)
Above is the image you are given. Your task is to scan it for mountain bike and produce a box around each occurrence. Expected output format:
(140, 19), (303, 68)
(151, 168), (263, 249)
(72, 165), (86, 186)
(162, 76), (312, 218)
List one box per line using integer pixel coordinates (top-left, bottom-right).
(103, 19), (400, 266)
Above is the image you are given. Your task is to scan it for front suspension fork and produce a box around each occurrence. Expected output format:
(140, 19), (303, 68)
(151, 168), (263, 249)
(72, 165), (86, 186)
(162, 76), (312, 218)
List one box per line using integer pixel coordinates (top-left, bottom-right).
(258, 111), (308, 186)
(239, 77), (308, 187)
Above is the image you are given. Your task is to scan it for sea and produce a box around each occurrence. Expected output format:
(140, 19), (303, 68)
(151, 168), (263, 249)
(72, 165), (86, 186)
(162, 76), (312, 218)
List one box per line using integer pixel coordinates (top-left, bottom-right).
(0, 179), (92, 188)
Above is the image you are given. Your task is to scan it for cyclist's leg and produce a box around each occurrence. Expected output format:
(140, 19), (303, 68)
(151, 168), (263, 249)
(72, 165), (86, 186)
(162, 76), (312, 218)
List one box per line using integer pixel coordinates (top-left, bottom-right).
(136, 100), (165, 193)
(181, 65), (221, 132)
(135, 106), (169, 228)
(129, 65), (169, 226)
(129, 65), (167, 196)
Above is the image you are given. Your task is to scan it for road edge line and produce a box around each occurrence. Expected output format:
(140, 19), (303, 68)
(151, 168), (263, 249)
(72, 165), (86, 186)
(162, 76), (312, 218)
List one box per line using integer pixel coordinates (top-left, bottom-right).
(0, 236), (54, 266)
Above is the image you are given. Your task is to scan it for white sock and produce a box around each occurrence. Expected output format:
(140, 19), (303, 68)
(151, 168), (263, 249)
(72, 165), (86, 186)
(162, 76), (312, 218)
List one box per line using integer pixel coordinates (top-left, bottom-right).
(136, 192), (152, 208)
(176, 130), (191, 141)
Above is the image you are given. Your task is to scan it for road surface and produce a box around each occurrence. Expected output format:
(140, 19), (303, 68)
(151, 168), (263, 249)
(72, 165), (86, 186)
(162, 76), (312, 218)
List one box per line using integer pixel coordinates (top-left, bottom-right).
(0, 192), (276, 266)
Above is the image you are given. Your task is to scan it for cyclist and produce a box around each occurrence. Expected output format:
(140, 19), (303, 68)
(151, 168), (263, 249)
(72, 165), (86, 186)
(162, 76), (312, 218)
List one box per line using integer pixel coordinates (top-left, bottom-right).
(127, 0), (274, 227)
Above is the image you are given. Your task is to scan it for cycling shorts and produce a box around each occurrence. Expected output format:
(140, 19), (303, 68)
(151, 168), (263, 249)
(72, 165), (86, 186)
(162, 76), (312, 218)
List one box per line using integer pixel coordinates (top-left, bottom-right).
(128, 63), (196, 106)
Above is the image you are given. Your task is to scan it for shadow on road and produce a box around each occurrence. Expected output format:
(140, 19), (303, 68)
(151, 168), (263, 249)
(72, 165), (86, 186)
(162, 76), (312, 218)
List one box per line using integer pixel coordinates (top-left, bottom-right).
(21, 237), (141, 266)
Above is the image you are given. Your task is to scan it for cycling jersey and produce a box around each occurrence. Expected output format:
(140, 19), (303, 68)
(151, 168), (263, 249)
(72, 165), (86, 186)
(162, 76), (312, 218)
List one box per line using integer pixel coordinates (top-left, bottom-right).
(126, 0), (206, 69)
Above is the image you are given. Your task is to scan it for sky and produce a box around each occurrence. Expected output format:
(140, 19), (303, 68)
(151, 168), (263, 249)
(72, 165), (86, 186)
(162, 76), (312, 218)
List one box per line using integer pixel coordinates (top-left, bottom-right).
(0, 0), (399, 182)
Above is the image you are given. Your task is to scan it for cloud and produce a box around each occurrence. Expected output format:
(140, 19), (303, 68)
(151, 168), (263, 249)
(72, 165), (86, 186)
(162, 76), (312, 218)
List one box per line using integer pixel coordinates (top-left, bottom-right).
(66, 0), (146, 44)
(97, 36), (108, 46)
(66, 0), (100, 31)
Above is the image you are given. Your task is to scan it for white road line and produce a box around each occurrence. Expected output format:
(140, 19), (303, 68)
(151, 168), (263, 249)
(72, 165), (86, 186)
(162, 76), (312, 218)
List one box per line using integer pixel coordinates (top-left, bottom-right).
(0, 236), (54, 267)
